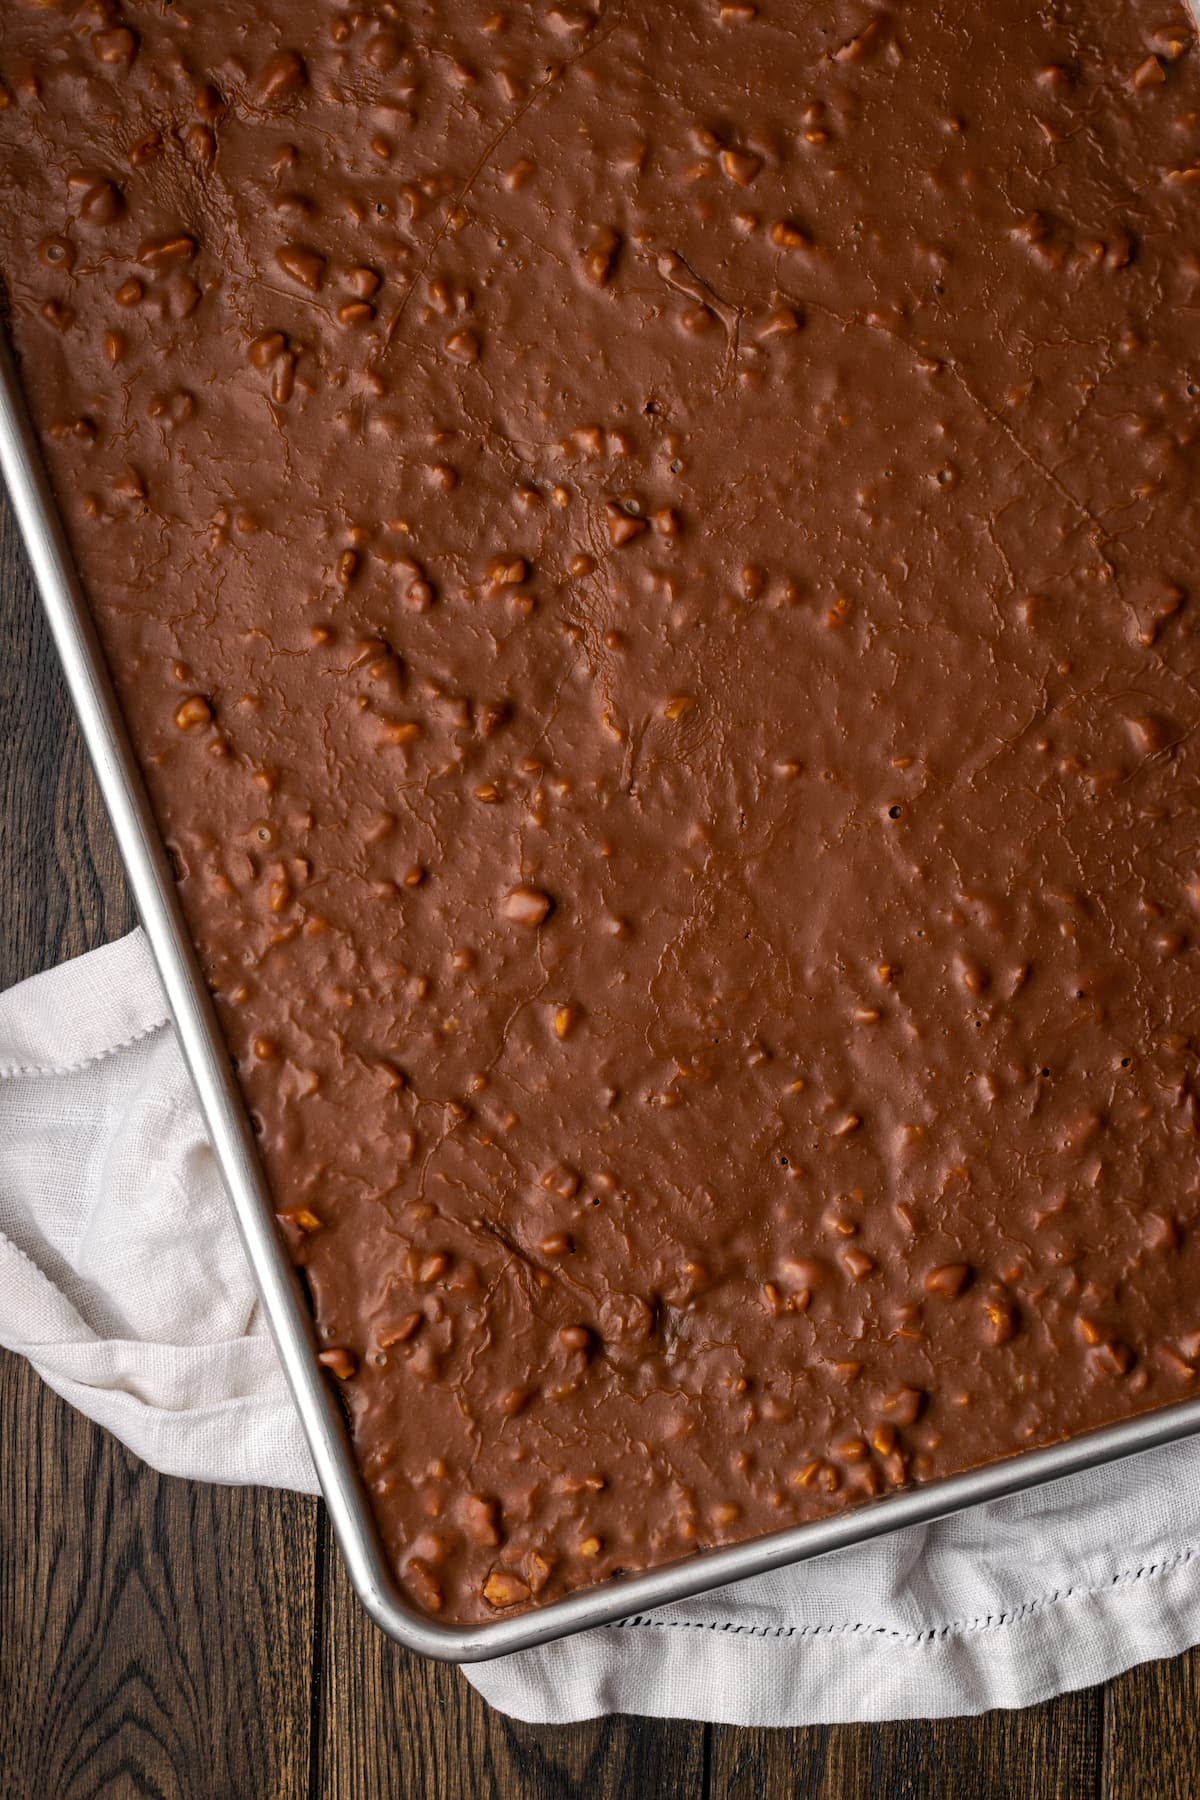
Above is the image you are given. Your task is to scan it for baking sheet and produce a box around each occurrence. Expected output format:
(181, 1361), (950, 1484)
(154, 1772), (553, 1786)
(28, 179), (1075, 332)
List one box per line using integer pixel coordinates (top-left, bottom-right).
(4, 331), (1200, 1662)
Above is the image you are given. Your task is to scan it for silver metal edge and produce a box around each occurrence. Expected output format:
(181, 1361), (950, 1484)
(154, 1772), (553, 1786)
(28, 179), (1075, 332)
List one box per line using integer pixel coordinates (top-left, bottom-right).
(5, 325), (1200, 1666)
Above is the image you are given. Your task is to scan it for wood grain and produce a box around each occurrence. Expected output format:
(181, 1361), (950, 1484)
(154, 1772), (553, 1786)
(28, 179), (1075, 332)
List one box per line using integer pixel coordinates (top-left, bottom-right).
(709, 1685), (1102, 1800)
(4, 477), (1200, 1798)
(0, 1354), (318, 1800)
(0, 501), (130, 990)
(1102, 1652), (1200, 1800)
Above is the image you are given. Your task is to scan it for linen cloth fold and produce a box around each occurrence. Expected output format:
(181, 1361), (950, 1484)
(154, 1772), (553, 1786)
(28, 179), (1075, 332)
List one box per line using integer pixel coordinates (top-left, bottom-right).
(4, 931), (1200, 1725)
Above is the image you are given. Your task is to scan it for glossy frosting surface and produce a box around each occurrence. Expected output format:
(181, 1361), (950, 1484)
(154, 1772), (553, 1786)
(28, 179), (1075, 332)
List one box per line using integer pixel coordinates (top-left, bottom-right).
(3, 0), (1200, 1623)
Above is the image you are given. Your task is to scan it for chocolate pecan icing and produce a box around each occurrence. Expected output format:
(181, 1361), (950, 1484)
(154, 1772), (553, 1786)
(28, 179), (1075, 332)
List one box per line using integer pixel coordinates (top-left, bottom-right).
(3, 0), (1200, 1624)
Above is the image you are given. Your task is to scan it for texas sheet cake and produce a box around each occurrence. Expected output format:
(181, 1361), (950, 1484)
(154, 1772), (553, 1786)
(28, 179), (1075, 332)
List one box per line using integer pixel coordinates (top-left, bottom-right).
(1, 0), (1199, 1625)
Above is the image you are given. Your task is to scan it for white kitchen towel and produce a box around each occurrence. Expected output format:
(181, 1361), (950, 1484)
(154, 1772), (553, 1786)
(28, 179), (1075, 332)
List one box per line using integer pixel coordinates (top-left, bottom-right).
(4, 932), (1200, 1725)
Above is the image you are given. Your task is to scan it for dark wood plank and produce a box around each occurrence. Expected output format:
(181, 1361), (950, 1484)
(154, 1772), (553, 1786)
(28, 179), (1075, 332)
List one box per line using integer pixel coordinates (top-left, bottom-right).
(0, 1354), (319, 1800)
(312, 1510), (709, 1799)
(1102, 1649), (1200, 1800)
(711, 1686), (1103, 1800)
(0, 499), (130, 990)
(0, 493), (319, 1800)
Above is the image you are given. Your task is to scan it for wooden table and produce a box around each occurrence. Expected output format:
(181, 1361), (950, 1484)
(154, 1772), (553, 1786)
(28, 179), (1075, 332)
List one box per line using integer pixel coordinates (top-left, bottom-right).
(2, 496), (1197, 1800)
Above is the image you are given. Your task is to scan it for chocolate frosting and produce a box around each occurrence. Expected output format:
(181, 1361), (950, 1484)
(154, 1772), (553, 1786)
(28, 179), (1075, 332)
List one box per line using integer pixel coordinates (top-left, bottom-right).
(3, 0), (1200, 1623)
